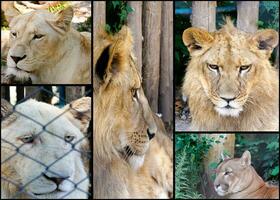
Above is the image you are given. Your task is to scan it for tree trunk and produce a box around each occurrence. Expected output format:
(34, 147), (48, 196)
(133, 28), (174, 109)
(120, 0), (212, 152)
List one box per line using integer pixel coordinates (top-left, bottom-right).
(127, 1), (143, 74)
(159, 1), (173, 126)
(142, 1), (162, 113)
(191, 1), (216, 31)
(237, 1), (259, 33)
(201, 134), (235, 198)
(93, 1), (106, 41)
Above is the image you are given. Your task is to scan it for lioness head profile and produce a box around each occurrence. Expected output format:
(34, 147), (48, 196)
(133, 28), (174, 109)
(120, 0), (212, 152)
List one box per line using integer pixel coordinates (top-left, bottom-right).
(1, 98), (91, 199)
(94, 26), (157, 170)
(182, 18), (279, 131)
(4, 6), (91, 84)
(214, 150), (279, 199)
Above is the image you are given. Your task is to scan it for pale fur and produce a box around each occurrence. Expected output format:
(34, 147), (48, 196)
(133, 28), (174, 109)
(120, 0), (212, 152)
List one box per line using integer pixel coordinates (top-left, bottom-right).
(5, 7), (91, 84)
(1, 99), (90, 199)
(182, 19), (279, 131)
(94, 26), (173, 198)
(214, 151), (279, 199)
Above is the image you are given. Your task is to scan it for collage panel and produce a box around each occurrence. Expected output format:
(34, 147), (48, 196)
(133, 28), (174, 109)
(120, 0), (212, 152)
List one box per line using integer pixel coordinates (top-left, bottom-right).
(175, 133), (279, 199)
(93, 1), (174, 199)
(175, 1), (279, 131)
(1, 1), (91, 84)
(1, 86), (92, 198)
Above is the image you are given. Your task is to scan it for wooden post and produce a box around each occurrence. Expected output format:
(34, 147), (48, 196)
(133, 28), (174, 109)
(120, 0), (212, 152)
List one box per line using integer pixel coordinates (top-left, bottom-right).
(127, 1), (143, 75)
(142, 1), (162, 113)
(159, 1), (173, 125)
(201, 134), (235, 198)
(191, 1), (216, 31)
(237, 1), (259, 33)
(16, 87), (24, 103)
(93, 1), (106, 41)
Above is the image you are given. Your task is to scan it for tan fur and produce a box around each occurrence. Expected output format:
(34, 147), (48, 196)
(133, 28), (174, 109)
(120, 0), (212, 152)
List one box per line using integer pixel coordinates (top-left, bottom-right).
(182, 19), (279, 131)
(5, 7), (91, 84)
(214, 151), (279, 199)
(94, 26), (173, 198)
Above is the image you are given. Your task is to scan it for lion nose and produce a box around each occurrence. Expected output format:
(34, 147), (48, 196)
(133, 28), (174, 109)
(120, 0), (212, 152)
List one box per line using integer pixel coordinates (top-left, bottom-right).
(147, 129), (155, 140)
(10, 55), (26, 64)
(220, 97), (236, 103)
(43, 173), (70, 186)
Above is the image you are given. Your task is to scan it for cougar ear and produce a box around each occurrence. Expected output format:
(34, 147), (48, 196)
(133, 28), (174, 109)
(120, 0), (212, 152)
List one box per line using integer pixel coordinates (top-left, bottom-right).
(220, 152), (230, 161)
(182, 27), (214, 55)
(240, 150), (251, 166)
(63, 97), (91, 134)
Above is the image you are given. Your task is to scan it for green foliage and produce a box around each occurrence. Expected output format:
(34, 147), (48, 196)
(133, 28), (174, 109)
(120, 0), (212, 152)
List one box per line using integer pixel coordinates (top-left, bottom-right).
(258, 1), (279, 30)
(175, 134), (219, 199)
(235, 134), (279, 181)
(106, 1), (134, 34)
(76, 16), (92, 32)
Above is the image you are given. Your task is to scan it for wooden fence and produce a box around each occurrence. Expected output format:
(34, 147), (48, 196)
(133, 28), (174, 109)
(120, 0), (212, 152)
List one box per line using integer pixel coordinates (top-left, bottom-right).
(93, 1), (173, 126)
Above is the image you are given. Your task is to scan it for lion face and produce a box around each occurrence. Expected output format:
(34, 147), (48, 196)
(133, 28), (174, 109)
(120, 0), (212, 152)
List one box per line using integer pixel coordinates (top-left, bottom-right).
(182, 19), (278, 117)
(1, 99), (89, 199)
(214, 151), (253, 196)
(94, 27), (157, 170)
(6, 7), (73, 82)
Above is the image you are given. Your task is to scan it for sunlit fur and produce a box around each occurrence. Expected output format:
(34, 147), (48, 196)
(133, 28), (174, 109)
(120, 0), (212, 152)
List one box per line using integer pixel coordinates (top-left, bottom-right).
(1, 99), (90, 199)
(214, 151), (279, 199)
(182, 18), (279, 131)
(6, 7), (91, 84)
(93, 26), (173, 198)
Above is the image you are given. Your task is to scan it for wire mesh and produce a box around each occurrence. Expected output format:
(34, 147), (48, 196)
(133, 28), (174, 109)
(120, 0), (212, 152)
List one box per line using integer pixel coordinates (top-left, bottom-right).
(1, 86), (92, 199)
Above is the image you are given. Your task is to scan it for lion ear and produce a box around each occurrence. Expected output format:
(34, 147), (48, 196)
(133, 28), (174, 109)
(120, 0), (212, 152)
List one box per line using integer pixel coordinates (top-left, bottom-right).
(2, 2), (22, 24)
(1, 99), (13, 119)
(182, 27), (214, 55)
(95, 26), (133, 82)
(251, 29), (279, 51)
(48, 6), (73, 33)
(240, 150), (251, 166)
(63, 97), (91, 134)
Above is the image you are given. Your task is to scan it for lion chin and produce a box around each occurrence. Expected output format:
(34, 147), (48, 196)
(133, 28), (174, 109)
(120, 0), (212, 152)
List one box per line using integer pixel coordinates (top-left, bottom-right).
(214, 106), (243, 117)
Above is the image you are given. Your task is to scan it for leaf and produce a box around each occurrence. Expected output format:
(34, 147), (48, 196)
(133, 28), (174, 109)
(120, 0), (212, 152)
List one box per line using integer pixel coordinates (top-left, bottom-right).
(112, 1), (119, 9)
(271, 166), (279, 176)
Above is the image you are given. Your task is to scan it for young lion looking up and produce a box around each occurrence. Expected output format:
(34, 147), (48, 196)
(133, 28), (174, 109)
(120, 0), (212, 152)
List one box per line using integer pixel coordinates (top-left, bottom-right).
(4, 7), (91, 84)
(182, 18), (279, 131)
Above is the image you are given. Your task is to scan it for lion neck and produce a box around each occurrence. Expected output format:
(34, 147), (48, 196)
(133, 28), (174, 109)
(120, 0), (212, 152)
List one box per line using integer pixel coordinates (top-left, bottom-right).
(35, 29), (88, 83)
(228, 166), (266, 199)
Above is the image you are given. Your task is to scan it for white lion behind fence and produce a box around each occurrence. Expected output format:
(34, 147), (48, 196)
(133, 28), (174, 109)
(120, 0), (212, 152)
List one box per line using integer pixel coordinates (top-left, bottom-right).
(1, 97), (91, 199)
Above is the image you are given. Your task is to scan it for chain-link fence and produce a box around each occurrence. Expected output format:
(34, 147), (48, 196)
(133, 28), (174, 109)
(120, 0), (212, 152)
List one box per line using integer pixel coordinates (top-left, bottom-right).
(1, 86), (92, 199)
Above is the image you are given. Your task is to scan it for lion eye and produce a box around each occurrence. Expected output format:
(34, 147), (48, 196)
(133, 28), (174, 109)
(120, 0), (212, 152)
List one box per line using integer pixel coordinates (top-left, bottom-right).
(64, 135), (75, 142)
(131, 88), (139, 99)
(11, 31), (17, 38)
(208, 64), (219, 72)
(239, 65), (251, 73)
(19, 135), (34, 143)
(33, 34), (44, 40)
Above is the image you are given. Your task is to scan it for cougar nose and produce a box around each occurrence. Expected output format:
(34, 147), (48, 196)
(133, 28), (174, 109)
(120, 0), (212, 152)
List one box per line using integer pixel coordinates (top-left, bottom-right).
(43, 173), (70, 186)
(10, 55), (26, 64)
(147, 129), (155, 140)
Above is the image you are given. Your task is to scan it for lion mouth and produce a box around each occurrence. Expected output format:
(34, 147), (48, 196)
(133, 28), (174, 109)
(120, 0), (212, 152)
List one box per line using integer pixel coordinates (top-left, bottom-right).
(15, 66), (33, 73)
